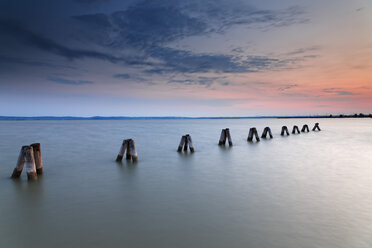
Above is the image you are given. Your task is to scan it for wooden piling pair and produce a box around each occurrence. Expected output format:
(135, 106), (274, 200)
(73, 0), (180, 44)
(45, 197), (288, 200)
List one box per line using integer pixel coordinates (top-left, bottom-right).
(178, 134), (194, 152)
(261, 127), (273, 139)
(281, 126), (290, 136)
(292, 125), (300, 134)
(312, 123), (321, 131)
(218, 128), (233, 146)
(247, 128), (260, 142)
(301, 125), (310, 133)
(116, 139), (138, 162)
(11, 143), (43, 181)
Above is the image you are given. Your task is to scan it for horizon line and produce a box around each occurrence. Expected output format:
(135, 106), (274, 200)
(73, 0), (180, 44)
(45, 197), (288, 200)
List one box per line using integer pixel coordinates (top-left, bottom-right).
(0, 113), (371, 120)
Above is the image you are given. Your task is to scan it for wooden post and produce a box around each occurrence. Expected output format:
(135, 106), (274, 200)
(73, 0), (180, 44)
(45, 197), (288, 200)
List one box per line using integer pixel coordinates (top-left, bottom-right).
(128, 139), (138, 162)
(225, 128), (233, 146)
(11, 146), (27, 178)
(25, 146), (37, 181)
(186, 135), (195, 152)
(126, 139), (132, 160)
(301, 125), (310, 133)
(30, 143), (43, 174)
(218, 129), (226, 145)
(281, 126), (290, 136)
(184, 135), (189, 151)
(261, 127), (273, 139)
(247, 128), (260, 142)
(292, 125), (300, 134)
(247, 128), (253, 141)
(312, 123), (321, 131)
(116, 139), (128, 162)
(177, 136), (186, 152)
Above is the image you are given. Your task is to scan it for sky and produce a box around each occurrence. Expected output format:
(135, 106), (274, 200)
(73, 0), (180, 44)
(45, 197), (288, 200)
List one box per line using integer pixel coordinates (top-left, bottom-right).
(0, 0), (371, 117)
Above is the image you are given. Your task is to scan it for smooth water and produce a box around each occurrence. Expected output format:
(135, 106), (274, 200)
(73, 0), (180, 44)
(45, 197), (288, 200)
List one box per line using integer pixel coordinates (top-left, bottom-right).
(0, 119), (372, 248)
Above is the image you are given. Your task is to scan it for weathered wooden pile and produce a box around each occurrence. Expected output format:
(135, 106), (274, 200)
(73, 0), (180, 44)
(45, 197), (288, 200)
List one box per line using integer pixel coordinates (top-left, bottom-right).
(11, 143), (43, 181)
(177, 134), (195, 152)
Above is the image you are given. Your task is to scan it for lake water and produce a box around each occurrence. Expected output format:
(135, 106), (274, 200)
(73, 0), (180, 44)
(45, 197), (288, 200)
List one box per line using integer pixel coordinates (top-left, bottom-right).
(0, 118), (372, 248)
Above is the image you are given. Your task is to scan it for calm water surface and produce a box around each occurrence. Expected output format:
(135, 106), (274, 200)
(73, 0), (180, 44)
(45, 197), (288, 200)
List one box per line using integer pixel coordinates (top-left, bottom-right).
(1, 119), (372, 248)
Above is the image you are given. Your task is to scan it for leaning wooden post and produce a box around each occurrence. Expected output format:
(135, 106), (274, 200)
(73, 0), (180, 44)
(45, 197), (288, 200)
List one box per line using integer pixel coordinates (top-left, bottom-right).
(126, 139), (132, 160)
(11, 146), (27, 178)
(301, 125), (310, 133)
(25, 146), (37, 181)
(128, 139), (138, 162)
(116, 139), (128, 162)
(30, 143), (43, 174)
(247, 128), (253, 141)
(225, 128), (233, 146)
(261, 127), (273, 139)
(218, 129), (227, 145)
(312, 123), (321, 131)
(292, 125), (300, 134)
(281, 126), (290, 136)
(186, 134), (195, 152)
(247, 128), (260, 142)
(184, 135), (189, 151)
(177, 136), (186, 152)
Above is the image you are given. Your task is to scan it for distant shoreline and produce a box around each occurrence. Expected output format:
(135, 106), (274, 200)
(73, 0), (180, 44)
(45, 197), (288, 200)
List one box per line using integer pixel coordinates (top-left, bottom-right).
(0, 114), (371, 121)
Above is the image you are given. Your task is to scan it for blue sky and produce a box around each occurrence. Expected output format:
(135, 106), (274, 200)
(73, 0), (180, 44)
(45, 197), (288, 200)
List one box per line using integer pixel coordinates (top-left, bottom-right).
(0, 0), (371, 116)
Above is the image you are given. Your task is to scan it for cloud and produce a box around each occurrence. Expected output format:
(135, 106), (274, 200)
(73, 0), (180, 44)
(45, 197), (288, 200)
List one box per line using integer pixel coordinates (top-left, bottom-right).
(168, 76), (229, 88)
(168, 77), (214, 88)
(110, 2), (207, 47)
(0, 55), (75, 69)
(147, 47), (248, 74)
(323, 88), (355, 96)
(73, 14), (111, 28)
(74, 1), (305, 47)
(0, 18), (293, 74)
(286, 46), (320, 56)
(281, 92), (309, 97)
(0, 1), (309, 78)
(48, 77), (95, 85)
(0, 19), (152, 66)
(113, 73), (131, 79)
(69, 1), (308, 74)
(145, 47), (299, 74)
(184, 2), (307, 33)
(73, 0), (110, 4)
(278, 84), (298, 91)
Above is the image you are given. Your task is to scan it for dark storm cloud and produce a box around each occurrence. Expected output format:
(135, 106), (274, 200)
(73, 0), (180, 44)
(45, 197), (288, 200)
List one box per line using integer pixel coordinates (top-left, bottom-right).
(48, 77), (95, 85)
(0, 0), (309, 79)
(73, 1), (306, 47)
(0, 19), (118, 62)
(0, 19), (157, 66)
(69, 0), (307, 73)
(110, 2), (207, 47)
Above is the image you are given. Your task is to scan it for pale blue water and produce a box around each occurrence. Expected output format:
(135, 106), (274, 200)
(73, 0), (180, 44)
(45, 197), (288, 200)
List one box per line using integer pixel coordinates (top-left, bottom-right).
(0, 119), (372, 248)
